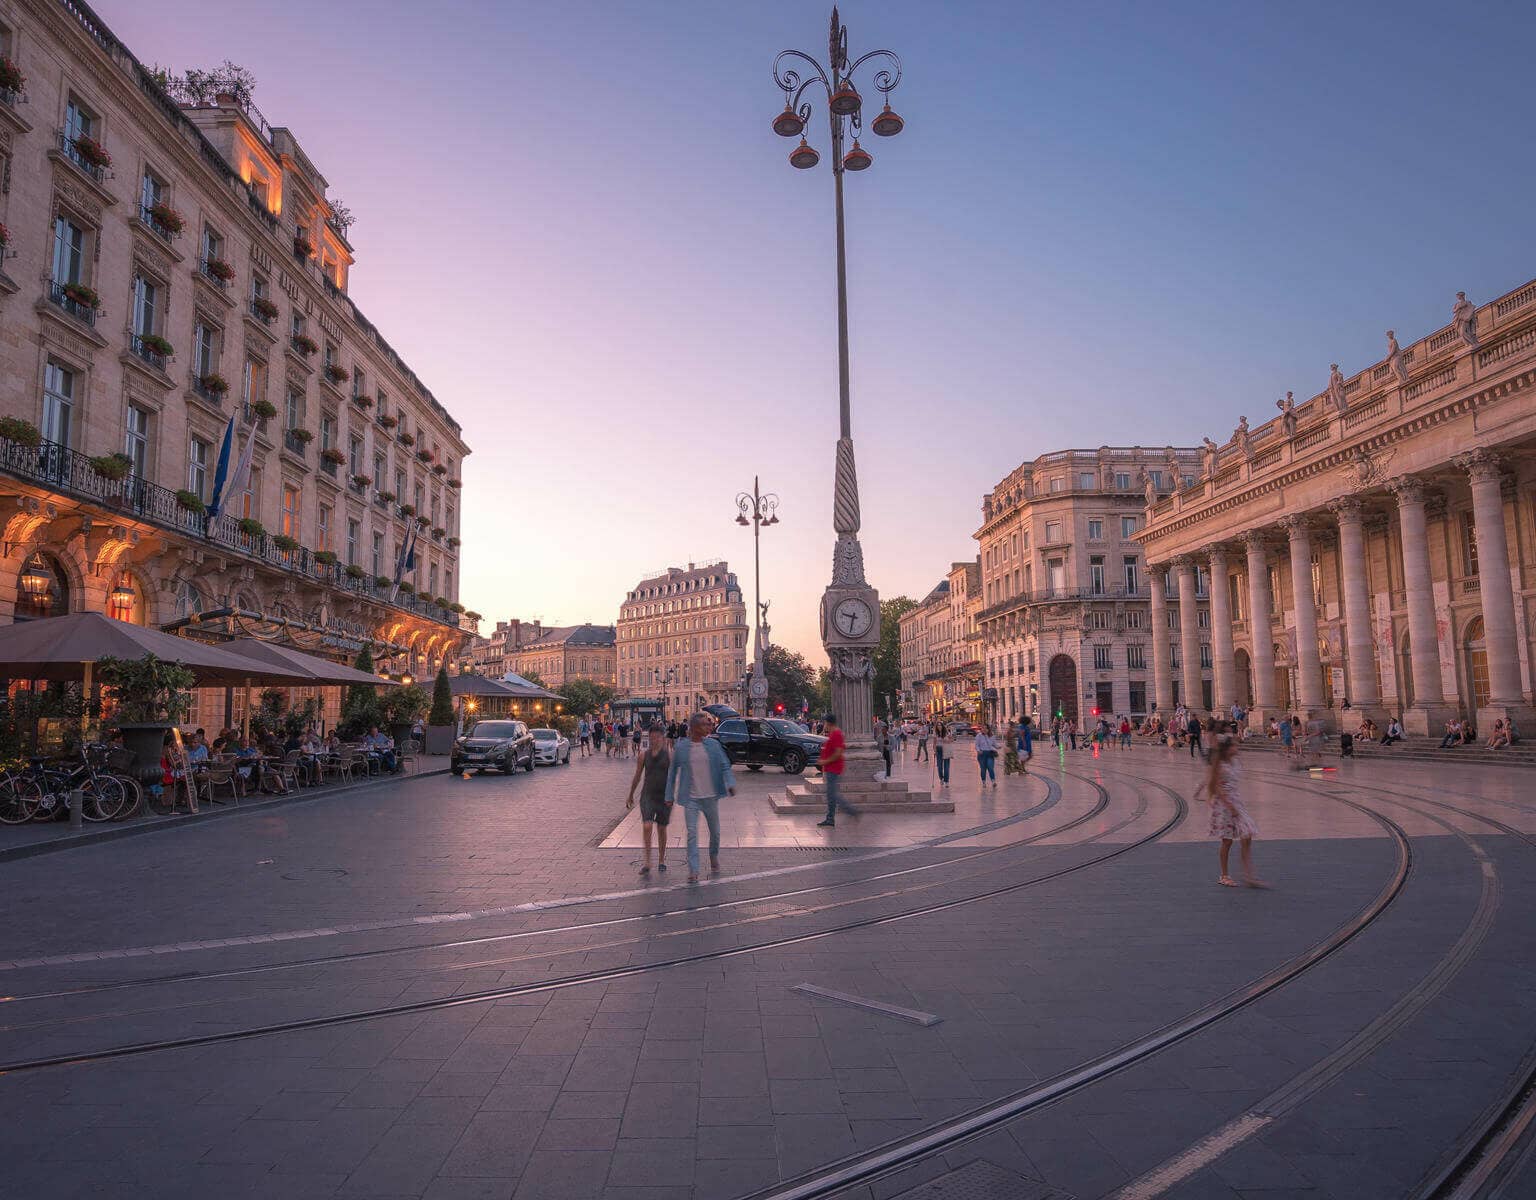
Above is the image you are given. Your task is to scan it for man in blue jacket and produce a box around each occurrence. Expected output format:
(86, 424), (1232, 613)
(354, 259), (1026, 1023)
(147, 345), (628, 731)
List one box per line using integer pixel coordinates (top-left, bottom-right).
(665, 712), (736, 883)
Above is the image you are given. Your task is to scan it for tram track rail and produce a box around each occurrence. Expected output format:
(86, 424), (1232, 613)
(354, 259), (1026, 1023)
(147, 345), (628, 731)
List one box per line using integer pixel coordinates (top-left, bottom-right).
(0, 766), (1183, 1076)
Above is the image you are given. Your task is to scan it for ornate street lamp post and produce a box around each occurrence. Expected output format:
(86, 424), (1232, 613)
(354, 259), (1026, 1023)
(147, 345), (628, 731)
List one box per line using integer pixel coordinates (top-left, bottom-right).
(735, 476), (780, 717)
(771, 7), (903, 755)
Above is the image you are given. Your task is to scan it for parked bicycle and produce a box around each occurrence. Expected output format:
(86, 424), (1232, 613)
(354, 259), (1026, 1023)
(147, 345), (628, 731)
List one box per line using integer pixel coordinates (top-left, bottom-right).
(1, 743), (137, 823)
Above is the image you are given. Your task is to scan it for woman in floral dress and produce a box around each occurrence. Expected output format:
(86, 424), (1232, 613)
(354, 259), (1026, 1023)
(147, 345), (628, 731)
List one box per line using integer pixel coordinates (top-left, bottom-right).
(1203, 737), (1264, 887)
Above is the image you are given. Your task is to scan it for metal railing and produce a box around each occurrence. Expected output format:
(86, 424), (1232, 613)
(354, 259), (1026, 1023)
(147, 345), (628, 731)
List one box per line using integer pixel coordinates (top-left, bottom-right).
(977, 583), (1151, 623)
(190, 372), (224, 404)
(137, 205), (177, 243)
(198, 259), (228, 289)
(129, 333), (166, 371)
(47, 281), (97, 327)
(249, 298), (274, 325)
(0, 431), (461, 629)
(56, 130), (105, 183)
(319, 457), (338, 478)
(283, 430), (309, 457)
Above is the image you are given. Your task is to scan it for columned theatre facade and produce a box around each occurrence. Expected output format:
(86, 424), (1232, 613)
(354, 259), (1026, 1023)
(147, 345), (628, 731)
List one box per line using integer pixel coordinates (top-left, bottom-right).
(0, 0), (472, 725)
(1139, 280), (1536, 735)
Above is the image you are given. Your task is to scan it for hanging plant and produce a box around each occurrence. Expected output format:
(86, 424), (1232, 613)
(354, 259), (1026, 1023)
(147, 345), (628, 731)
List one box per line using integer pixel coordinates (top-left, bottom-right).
(399, 503), (416, 517)
(237, 516), (265, 538)
(352, 393), (374, 409)
(90, 453), (133, 481)
(378, 489), (396, 502)
(344, 563), (366, 580)
(294, 232), (314, 258)
(291, 333), (318, 356)
(378, 414), (398, 429)
(351, 473), (373, 489)
(434, 595), (451, 609)
(0, 57), (26, 94)
(415, 449), (433, 464)
(249, 398), (278, 420)
(251, 295), (280, 320)
(0, 416), (42, 447)
(398, 431), (416, 446)
(447, 477), (462, 488)
(398, 582), (415, 597)
(138, 333), (175, 358)
(203, 257), (235, 282)
(447, 536), (461, 548)
(432, 463), (447, 476)
(199, 372), (229, 395)
(313, 549), (338, 566)
(287, 427), (314, 444)
(174, 489), (205, 514)
(373, 574), (392, 588)
(320, 446), (347, 465)
(324, 363), (348, 385)
(450, 602), (466, 614)
(271, 534), (299, 553)
(73, 134), (112, 169)
(146, 202), (184, 233)
(432, 526), (446, 539)
(62, 282), (101, 310)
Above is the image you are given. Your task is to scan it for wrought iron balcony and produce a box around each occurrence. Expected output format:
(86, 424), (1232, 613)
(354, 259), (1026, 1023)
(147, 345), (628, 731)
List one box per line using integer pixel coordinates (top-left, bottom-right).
(319, 457), (338, 478)
(57, 131), (105, 183)
(129, 333), (167, 371)
(190, 372), (225, 404)
(47, 281), (97, 327)
(1, 88), (18, 110)
(284, 430), (309, 457)
(137, 205), (178, 244)
(198, 258), (229, 289)
(249, 298), (275, 325)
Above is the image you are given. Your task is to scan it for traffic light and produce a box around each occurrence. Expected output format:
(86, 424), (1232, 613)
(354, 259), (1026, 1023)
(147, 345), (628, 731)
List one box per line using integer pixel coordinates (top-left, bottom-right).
(775, 703), (784, 714)
(1091, 707), (1100, 717)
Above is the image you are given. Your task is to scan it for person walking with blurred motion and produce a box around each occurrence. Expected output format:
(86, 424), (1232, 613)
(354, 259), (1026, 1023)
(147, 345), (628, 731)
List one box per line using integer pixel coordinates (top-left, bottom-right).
(816, 712), (860, 827)
(666, 712), (736, 883)
(933, 720), (950, 787)
(1201, 736), (1264, 888)
(915, 720), (930, 762)
(626, 719), (673, 876)
(975, 724), (998, 788)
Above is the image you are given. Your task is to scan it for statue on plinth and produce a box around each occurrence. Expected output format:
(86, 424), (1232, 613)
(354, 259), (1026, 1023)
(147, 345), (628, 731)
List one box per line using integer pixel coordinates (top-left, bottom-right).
(1327, 364), (1348, 414)
(1452, 292), (1478, 349)
(1386, 330), (1408, 383)
(1233, 415), (1252, 460)
(1200, 437), (1219, 479)
(1276, 391), (1297, 437)
(1139, 464), (1157, 507)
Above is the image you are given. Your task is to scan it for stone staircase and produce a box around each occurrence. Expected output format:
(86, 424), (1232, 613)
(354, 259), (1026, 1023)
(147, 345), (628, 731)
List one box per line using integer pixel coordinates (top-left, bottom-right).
(770, 767), (954, 814)
(1236, 733), (1536, 769)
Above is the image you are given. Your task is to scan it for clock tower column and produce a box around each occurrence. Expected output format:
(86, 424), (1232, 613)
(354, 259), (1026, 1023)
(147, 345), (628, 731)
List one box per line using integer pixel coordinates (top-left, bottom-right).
(820, 437), (881, 761)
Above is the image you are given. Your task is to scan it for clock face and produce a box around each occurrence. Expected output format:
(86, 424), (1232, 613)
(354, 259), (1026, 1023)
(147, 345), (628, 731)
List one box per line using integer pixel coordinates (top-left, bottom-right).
(833, 597), (873, 639)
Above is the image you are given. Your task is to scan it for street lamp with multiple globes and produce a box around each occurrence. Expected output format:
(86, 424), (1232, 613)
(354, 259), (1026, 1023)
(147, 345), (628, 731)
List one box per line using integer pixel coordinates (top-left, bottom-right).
(771, 7), (903, 754)
(735, 476), (780, 717)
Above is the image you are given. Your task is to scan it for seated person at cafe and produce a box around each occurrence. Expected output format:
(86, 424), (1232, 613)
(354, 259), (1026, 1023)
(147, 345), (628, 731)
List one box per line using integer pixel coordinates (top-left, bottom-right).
(233, 736), (262, 788)
(363, 726), (397, 774)
(185, 731), (210, 767)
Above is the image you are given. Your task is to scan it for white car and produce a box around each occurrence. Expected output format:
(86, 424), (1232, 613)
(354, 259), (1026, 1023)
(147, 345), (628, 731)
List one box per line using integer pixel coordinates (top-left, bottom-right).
(530, 727), (570, 766)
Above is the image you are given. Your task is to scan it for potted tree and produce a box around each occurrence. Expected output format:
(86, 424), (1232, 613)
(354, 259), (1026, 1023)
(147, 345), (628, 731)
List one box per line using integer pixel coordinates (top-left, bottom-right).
(98, 653), (196, 788)
(338, 646), (383, 739)
(382, 682), (429, 752)
(425, 665), (456, 755)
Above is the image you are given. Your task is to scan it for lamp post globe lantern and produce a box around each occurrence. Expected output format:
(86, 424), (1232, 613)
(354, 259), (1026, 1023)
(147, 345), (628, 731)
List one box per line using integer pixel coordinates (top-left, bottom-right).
(773, 103), (806, 137)
(735, 477), (780, 718)
(770, 6), (904, 756)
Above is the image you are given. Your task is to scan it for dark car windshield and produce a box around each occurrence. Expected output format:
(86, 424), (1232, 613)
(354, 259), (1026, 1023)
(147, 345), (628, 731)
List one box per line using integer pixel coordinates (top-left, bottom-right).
(768, 720), (813, 737)
(530, 729), (559, 741)
(467, 721), (520, 739)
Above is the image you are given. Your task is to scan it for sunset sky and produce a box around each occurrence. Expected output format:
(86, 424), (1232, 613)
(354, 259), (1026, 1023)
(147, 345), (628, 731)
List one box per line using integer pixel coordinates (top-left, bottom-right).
(106, 0), (1536, 664)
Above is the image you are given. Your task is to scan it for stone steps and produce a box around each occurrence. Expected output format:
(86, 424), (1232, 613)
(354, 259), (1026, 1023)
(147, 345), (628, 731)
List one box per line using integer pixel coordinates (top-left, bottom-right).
(1236, 737), (1536, 768)
(771, 779), (955, 814)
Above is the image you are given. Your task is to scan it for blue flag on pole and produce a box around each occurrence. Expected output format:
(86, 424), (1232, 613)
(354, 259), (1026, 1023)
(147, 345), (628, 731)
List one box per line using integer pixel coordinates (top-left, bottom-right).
(389, 523), (419, 600)
(203, 415), (236, 536)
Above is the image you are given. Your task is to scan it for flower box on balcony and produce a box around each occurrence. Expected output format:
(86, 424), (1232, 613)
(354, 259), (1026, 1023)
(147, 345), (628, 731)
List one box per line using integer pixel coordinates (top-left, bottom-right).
(398, 432), (416, 447)
(374, 575), (392, 589)
(237, 517), (265, 538)
(199, 372), (230, 396)
(249, 398), (278, 421)
(139, 333), (175, 358)
(292, 333), (319, 356)
(62, 282), (101, 311)
(324, 364), (348, 385)
(313, 550), (338, 566)
(272, 534), (300, 554)
(398, 583), (415, 597)
(415, 450), (433, 464)
(175, 489), (205, 514)
(288, 427), (315, 446)
(203, 258), (236, 283)
(378, 490), (396, 503)
(89, 453), (133, 482)
(399, 503), (416, 517)
(352, 393), (374, 409)
(294, 233), (314, 258)
(434, 596), (451, 609)
(251, 296), (280, 321)
(351, 473), (373, 489)
(450, 602), (466, 615)
(432, 526), (446, 539)
(0, 57), (25, 93)
(447, 477), (462, 488)
(147, 202), (184, 234)
(465, 611), (482, 622)
(0, 416), (42, 447)
(378, 414), (398, 429)
(344, 563), (366, 580)
(447, 536), (461, 548)
(432, 463), (447, 476)
(320, 447), (347, 466)
(73, 135), (112, 169)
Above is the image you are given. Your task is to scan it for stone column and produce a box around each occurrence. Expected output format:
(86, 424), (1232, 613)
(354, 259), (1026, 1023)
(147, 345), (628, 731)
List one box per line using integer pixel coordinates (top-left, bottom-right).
(1388, 476), (1447, 734)
(1330, 498), (1382, 712)
(1149, 565), (1174, 714)
(1172, 556), (1203, 711)
(1282, 516), (1327, 718)
(1457, 450), (1527, 712)
(1207, 545), (1235, 711)
(1243, 532), (1277, 713)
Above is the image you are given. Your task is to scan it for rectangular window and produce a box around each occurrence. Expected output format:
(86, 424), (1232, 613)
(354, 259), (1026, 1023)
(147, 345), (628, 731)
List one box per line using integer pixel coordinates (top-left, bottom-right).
(371, 531), (383, 576)
(1044, 520), (1062, 543)
(1200, 643), (1212, 668)
(1090, 555), (1105, 595)
(193, 323), (216, 378)
(139, 170), (162, 214)
(1198, 608), (1211, 629)
(428, 563), (438, 595)
(348, 436), (363, 476)
(320, 414), (336, 453)
(374, 452), (385, 489)
(1049, 476), (1064, 493)
(52, 218), (86, 286)
(1090, 610), (1110, 630)
(281, 485), (299, 538)
(1121, 515), (1140, 538)
(1269, 565), (1282, 614)
(242, 358), (266, 407)
(1093, 645), (1112, 670)
(200, 225), (224, 269)
(42, 361), (74, 446)
(395, 468), (406, 500)
(1461, 511), (1478, 575)
(1229, 574), (1244, 621)
(64, 96), (94, 146)
(1124, 556), (1139, 593)
(1129, 680), (1147, 713)
(188, 437), (209, 498)
(1126, 610), (1144, 631)
(1127, 644), (1147, 670)
(251, 274), (268, 304)
(285, 390), (302, 432)
(445, 569), (453, 599)
(1114, 472), (1131, 491)
(1311, 554), (1323, 607)
(124, 406), (149, 478)
(1079, 471), (1096, 490)
(131, 274), (158, 337)
(1171, 645), (1180, 668)
(1048, 558), (1066, 593)
(291, 312), (306, 339)
(1088, 519), (1104, 540)
(346, 519), (360, 566)
(317, 505), (331, 552)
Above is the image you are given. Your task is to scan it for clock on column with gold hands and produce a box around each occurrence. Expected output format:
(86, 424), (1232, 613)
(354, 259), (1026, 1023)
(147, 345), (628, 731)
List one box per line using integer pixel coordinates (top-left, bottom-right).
(832, 596), (872, 640)
(822, 588), (879, 648)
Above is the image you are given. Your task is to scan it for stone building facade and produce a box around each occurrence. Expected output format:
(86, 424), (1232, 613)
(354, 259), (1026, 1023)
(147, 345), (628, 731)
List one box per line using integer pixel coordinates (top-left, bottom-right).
(508, 624), (616, 692)
(899, 578), (949, 714)
(616, 562), (748, 721)
(460, 618), (548, 677)
(1139, 280), (1536, 736)
(975, 446), (1203, 725)
(0, 1), (470, 726)
(897, 560), (984, 720)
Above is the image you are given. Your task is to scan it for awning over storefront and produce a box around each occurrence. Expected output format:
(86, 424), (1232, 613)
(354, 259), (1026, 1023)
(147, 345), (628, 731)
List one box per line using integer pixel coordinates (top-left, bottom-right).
(223, 638), (400, 688)
(160, 608), (409, 660)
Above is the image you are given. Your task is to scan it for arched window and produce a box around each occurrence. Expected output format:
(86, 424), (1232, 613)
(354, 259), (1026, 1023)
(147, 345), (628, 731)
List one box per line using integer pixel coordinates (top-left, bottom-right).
(1464, 618), (1489, 712)
(16, 552), (69, 621)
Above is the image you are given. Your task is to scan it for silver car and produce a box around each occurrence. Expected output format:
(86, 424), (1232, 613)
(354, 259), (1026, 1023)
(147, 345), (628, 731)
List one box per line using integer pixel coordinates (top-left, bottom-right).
(530, 727), (571, 766)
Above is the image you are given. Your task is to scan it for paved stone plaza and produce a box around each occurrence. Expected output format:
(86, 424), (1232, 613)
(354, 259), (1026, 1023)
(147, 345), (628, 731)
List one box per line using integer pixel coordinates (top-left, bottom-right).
(1, 746), (1533, 1200)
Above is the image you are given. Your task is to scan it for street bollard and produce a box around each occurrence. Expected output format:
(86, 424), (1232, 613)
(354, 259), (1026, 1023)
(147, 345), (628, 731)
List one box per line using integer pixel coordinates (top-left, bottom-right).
(68, 787), (84, 830)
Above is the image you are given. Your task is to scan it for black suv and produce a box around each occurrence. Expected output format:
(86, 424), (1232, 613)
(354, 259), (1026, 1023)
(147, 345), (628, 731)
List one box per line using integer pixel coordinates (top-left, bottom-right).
(714, 717), (826, 774)
(451, 719), (536, 776)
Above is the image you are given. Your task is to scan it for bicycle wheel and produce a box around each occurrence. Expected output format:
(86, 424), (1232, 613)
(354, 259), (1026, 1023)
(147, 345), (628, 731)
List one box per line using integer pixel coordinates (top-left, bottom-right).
(81, 775), (128, 822)
(111, 774), (144, 821)
(0, 776), (40, 825)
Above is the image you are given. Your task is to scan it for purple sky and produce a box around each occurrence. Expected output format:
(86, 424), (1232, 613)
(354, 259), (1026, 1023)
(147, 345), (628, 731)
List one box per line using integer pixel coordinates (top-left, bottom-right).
(104, 0), (1536, 664)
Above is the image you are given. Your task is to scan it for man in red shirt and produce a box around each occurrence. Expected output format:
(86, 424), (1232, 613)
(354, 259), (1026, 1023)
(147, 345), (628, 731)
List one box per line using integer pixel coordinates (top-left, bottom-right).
(816, 712), (860, 828)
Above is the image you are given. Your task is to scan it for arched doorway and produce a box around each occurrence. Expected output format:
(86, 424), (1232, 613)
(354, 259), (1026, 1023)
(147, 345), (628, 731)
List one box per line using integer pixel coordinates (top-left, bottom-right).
(1463, 617), (1489, 712)
(1272, 643), (1291, 712)
(1233, 648), (1252, 709)
(16, 552), (69, 621)
(1047, 654), (1078, 724)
